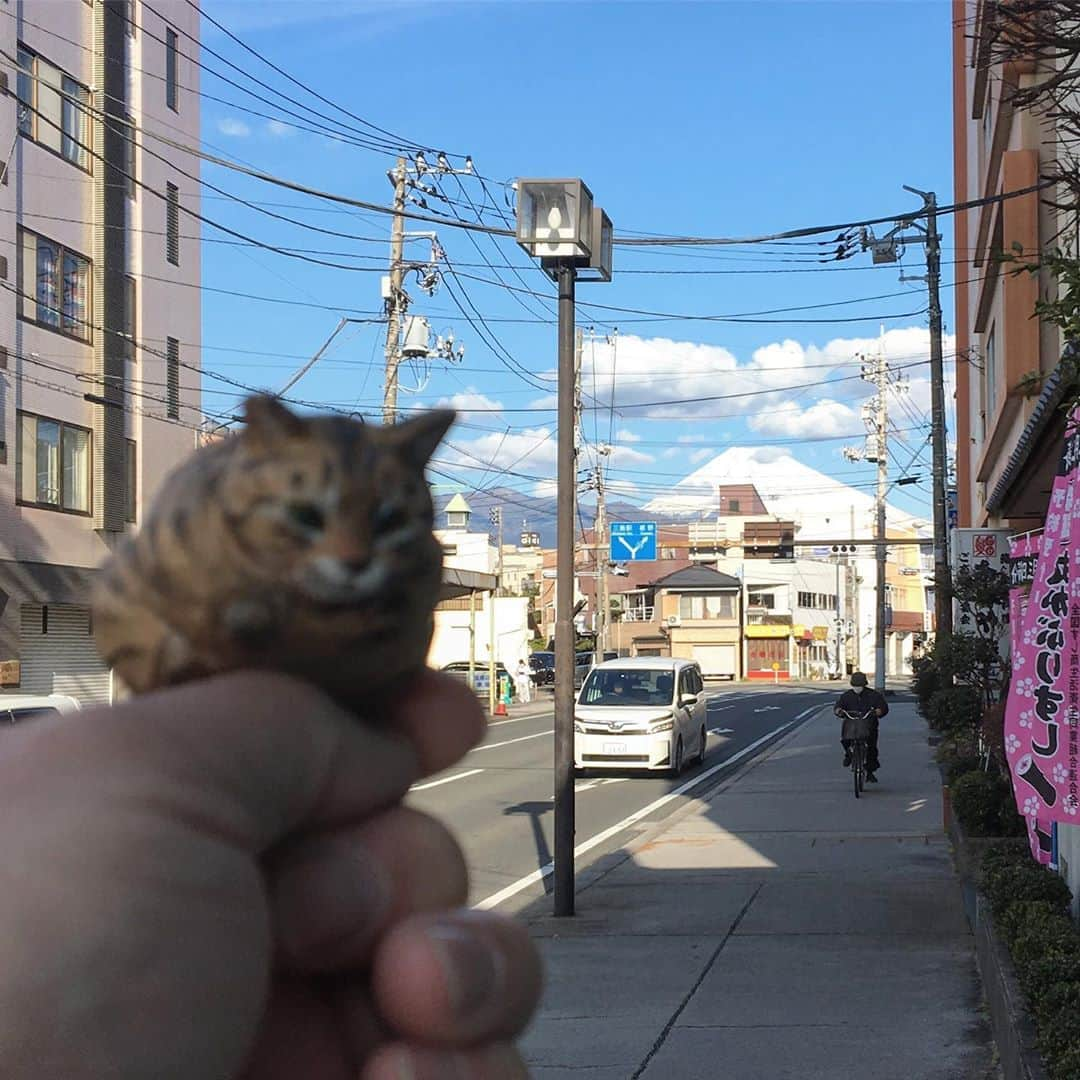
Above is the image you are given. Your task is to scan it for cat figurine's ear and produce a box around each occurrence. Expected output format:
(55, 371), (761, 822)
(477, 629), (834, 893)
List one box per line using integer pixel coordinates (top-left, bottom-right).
(388, 409), (456, 470)
(242, 395), (305, 445)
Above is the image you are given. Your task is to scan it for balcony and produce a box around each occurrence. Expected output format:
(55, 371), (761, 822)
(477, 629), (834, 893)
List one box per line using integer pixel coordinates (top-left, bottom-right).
(620, 606), (656, 623)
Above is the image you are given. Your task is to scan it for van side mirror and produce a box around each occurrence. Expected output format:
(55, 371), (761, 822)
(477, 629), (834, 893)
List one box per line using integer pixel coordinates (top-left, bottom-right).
(680, 693), (699, 707)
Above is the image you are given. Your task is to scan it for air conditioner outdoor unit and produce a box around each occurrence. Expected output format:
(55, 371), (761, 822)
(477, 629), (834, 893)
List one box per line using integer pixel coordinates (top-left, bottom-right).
(666, 614), (681, 627)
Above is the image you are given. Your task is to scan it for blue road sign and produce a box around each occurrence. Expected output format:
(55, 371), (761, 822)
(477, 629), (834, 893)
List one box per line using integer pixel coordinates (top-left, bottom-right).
(610, 521), (658, 561)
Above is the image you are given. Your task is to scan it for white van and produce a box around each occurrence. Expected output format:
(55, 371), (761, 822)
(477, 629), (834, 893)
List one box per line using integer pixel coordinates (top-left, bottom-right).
(574, 657), (708, 775)
(0, 694), (81, 726)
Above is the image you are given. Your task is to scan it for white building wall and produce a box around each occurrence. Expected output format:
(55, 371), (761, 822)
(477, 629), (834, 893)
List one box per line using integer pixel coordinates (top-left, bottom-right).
(428, 596), (530, 674)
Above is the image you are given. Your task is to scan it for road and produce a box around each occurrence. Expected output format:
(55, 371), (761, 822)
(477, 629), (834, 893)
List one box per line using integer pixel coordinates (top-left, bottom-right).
(407, 682), (836, 912)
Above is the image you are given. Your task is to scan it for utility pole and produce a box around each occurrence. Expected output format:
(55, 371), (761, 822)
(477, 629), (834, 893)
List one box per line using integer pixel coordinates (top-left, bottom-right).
(489, 506), (503, 716)
(383, 156), (407, 424)
(553, 267), (577, 917)
(874, 336), (889, 693)
(923, 191), (953, 637)
(860, 186), (952, 638)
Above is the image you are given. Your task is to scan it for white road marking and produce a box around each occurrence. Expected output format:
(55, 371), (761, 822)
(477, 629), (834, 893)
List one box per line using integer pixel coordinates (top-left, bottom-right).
(488, 711), (552, 728)
(474, 720), (797, 911)
(753, 706), (782, 713)
(411, 768), (484, 792)
(473, 729), (553, 752)
(708, 727), (735, 735)
(709, 704), (736, 712)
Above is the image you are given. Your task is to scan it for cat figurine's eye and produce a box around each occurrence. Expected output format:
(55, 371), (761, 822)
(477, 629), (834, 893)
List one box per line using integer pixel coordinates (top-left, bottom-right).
(287, 502), (326, 533)
(373, 503), (407, 533)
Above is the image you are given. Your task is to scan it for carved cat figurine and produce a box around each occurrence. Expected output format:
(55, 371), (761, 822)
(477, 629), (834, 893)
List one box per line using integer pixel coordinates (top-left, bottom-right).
(93, 396), (455, 712)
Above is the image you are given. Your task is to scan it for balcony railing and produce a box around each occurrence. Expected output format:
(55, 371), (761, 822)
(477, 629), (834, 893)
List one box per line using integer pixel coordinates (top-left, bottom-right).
(619, 606), (655, 622)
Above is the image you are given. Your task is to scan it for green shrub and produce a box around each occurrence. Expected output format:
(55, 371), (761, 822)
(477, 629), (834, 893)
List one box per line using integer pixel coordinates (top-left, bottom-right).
(944, 754), (983, 785)
(911, 651), (940, 716)
(951, 770), (1014, 837)
(927, 685), (982, 733)
(976, 843), (1080, 1079)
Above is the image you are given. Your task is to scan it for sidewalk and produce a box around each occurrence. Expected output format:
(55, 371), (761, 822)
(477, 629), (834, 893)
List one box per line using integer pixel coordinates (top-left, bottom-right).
(519, 699), (999, 1079)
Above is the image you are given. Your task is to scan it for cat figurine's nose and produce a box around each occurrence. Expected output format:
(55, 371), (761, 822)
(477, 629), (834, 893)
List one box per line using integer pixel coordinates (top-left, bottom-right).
(342, 556), (371, 574)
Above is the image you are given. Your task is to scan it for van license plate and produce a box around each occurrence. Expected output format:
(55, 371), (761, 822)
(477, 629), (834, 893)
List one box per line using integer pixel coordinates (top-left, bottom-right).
(602, 742), (627, 755)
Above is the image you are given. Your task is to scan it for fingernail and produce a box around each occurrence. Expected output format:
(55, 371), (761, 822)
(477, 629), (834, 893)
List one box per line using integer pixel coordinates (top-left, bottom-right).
(276, 839), (391, 960)
(427, 920), (504, 1018)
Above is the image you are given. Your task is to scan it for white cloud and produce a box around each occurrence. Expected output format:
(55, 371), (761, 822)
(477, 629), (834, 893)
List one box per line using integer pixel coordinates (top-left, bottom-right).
(566, 325), (957, 422)
(677, 433), (707, 444)
(662, 447), (681, 459)
(688, 448), (713, 464)
(435, 390), (505, 420)
(747, 398), (859, 438)
(615, 428), (641, 443)
(217, 117), (251, 137)
(266, 120), (296, 138)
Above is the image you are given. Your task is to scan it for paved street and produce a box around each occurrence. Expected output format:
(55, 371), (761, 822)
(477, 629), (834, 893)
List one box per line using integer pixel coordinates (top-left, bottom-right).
(407, 682), (837, 909)
(514, 696), (998, 1080)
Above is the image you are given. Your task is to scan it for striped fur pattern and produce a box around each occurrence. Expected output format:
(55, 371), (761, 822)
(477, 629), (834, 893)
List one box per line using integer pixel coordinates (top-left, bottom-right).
(93, 396), (455, 710)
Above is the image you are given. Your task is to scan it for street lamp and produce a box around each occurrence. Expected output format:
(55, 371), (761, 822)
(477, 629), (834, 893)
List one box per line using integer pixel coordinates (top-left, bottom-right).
(517, 179), (613, 917)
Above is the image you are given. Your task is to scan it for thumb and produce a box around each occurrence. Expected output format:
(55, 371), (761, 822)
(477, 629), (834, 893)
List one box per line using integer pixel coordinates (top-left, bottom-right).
(2, 672), (421, 853)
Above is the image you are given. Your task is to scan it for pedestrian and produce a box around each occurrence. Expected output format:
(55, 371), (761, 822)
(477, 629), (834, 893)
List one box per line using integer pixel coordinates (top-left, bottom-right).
(515, 658), (532, 704)
(834, 670), (889, 782)
(0, 670), (541, 1077)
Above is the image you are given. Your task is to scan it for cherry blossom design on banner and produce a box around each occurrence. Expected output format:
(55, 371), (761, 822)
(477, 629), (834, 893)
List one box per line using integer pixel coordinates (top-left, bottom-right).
(1004, 530), (1054, 863)
(1008, 412), (1080, 827)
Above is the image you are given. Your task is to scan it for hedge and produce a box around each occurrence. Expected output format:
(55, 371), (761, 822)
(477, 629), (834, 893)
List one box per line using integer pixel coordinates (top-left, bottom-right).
(950, 770), (1028, 839)
(978, 845), (1080, 1079)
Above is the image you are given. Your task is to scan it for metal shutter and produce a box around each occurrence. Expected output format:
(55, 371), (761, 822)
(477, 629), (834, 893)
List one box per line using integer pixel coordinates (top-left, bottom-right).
(692, 644), (737, 678)
(19, 603), (111, 705)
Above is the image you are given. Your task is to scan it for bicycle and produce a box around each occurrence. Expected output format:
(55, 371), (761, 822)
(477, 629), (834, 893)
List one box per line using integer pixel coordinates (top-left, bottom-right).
(838, 708), (875, 799)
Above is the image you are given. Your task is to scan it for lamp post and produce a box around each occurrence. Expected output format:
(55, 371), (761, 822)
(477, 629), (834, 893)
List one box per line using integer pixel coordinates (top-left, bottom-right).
(517, 180), (612, 917)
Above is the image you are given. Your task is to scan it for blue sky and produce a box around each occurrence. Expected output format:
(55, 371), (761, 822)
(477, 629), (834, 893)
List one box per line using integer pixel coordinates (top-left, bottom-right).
(197, 0), (955, 519)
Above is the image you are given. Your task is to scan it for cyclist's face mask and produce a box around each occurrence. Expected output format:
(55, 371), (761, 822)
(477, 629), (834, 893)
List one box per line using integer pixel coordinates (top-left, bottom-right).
(852, 685), (865, 695)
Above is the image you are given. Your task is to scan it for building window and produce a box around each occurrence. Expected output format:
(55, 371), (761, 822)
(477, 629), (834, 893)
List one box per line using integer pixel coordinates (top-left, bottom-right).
(747, 592), (775, 609)
(123, 275), (137, 361)
(729, 499), (740, 512)
(125, 439), (137, 523)
(16, 45), (90, 171)
(984, 325), (998, 426)
(17, 413), (92, 514)
(165, 27), (179, 112)
(123, 113), (137, 197)
(166, 182), (180, 265)
(18, 229), (92, 342)
(166, 337), (180, 418)
(678, 594), (733, 620)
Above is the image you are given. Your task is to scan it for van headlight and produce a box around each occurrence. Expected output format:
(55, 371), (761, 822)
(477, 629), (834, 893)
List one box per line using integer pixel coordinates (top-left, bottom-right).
(650, 718), (674, 732)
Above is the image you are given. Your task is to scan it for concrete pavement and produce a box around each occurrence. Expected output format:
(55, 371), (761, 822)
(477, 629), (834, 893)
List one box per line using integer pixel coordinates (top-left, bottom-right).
(518, 697), (999, 1079)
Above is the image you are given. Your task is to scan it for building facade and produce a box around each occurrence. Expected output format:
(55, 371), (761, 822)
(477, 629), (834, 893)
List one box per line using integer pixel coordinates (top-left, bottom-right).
(0, 1), (201, 704)
(952, 1), (1078, 907)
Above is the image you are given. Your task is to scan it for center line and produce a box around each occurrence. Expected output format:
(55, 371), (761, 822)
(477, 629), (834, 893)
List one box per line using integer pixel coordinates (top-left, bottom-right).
(411, 768), (484, 792)
(474, 729), (553, 752)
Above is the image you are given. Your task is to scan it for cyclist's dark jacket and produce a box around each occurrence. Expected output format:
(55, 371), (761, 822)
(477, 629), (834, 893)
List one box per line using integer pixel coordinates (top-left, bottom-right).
(834, 688), (889, 719)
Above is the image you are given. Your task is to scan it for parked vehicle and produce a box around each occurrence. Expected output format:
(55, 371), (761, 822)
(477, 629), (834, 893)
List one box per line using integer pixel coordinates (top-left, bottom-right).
(0, 694), (81, 725)
(529, 652), (555, 687)
(441, 661), (516, 701)
(574, 652), (594, 690)
(574, 658), (708, 775)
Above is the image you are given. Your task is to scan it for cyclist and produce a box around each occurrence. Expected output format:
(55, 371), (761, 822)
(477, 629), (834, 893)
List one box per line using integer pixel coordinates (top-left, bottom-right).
(834, 671), (888, 783)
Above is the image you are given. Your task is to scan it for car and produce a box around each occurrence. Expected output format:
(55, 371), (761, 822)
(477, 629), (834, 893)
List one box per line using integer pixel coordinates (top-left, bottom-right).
(574, 653), (593, 690)
(574, 657), (708, 775)
(529, 652), (555, 687)
(441, 661), (516, 701)
(0, 694), (81, 726)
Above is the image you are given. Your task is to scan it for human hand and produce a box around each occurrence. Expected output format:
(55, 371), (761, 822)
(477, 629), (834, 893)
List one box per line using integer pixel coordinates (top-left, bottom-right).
(0, 671), (540, 1079)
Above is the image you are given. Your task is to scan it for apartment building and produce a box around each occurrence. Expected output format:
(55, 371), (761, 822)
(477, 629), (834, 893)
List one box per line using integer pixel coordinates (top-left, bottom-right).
(953, 2), (1078, 906)
(0, 1), (201, 704)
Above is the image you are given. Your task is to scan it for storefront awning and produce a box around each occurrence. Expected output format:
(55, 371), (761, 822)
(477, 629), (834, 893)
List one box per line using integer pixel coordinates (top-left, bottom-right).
(440, 566), (498, 601)
(745, 624), (791, 639)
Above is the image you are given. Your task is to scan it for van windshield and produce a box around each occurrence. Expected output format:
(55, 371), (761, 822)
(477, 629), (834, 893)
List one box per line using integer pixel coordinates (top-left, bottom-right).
(579, 668), (675, 707)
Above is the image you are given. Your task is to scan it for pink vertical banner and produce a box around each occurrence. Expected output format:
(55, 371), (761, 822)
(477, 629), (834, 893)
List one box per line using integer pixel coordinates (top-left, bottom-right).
(1008, 410), (1080, 828)
(1004, 530), (1053, 863)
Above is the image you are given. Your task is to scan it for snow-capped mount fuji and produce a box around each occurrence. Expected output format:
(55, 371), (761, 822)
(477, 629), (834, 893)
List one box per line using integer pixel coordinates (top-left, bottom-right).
(643, 446), (927, 539)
